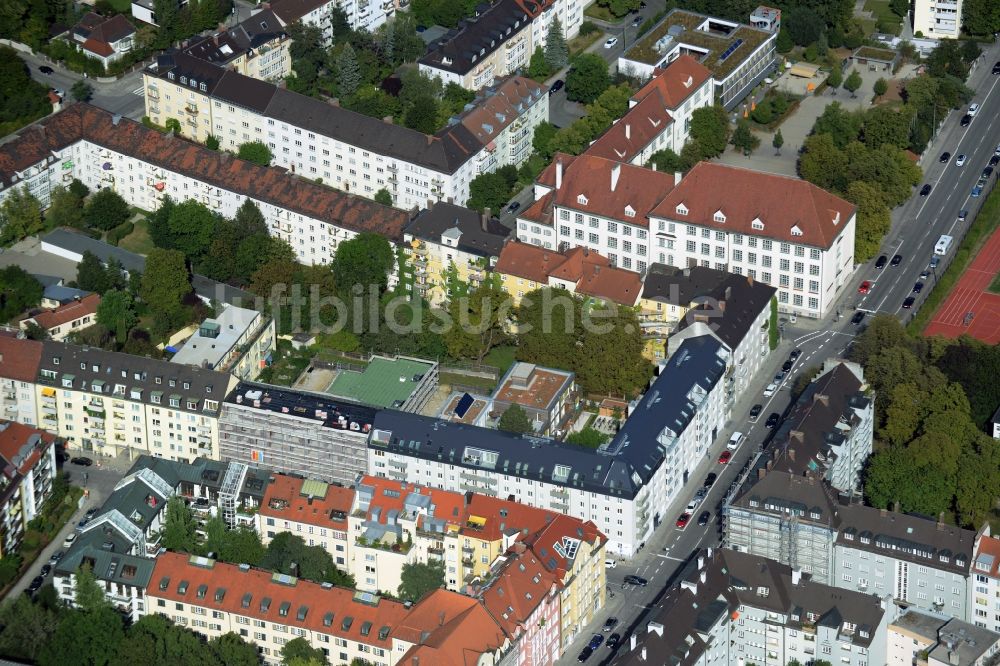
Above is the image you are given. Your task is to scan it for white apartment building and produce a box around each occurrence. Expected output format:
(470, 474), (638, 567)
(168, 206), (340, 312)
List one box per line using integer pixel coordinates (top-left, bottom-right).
(587, 54), (714, 166)
(0, 335), (42, 428)
(368, 334), (730, 557)
(889, 610), (1000, 666)
(970, 532), (1000, 633)
(0, 103), (411, 268)
(170, 304), (276, 382)
(419, 0), (582, 91)
(33, 340), (235, 461)
(0, 422), (58, 556)
(913, 0), (963, 39)
(612, 549), (889, 666)
(270, 0), (392, 40)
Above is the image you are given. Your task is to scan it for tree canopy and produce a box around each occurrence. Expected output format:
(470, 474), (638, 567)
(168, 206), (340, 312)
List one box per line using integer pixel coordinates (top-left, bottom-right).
(84, 189), (131, 232)
(498, 404), (534, 433)
(0, 187), (43, 245)
(398, 560), (446, 602)
(237, 140), (273, 166)
(0, 265), (42, 323)
(332, 232), (395, 298)
(565, 53), (611, 104)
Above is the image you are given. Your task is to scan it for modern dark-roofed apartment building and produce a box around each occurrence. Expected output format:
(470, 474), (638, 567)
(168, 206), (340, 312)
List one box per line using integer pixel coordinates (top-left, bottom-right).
(725, 470), (978, 621)
(367, 334), (731, 556)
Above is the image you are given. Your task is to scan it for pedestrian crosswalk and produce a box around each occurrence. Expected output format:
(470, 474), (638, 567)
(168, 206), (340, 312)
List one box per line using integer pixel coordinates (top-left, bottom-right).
(132, 87), (144, 96)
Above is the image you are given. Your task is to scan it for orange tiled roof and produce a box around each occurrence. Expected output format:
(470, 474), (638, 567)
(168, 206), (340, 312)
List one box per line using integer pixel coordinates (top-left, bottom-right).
(0, 422), (53, 476)
(459, 77), (545, 147)
(24, 293), (100, 331)
(651, 161), (856, 249)
(975, 535), (1000, 578)
(0, 104), (411, 240)
(147, 551), (409, 642)
(0, 334), (43, 382)
(524, 513), (604, 577)
(586, 93), (674, 164)
(394, 589), (508, 666)
(257, 473), (354, 529)
(357, 475), (466, 530)
(478, 548), (558, 636)
(631, 54), (713, 108)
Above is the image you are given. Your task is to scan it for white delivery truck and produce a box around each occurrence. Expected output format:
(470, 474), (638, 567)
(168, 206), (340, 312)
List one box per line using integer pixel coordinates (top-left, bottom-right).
(934, 235), (953, 256)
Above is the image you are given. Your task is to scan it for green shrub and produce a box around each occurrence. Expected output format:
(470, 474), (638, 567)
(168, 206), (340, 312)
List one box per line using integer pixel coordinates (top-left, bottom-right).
(579, 20), (600, 36)
(106, 220), (135, 246)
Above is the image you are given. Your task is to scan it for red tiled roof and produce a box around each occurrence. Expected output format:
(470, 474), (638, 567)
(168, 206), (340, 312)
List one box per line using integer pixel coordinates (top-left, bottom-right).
(0, 104), (410, 240)
(523, 513), (604, 577)
(478, 548), (558, 636)
(495, 242), (642, 306)
(24, 293), (100, 330)
(81, 38), (114, 57)
(651, 162), (856, 249)
(0, 422), (53, 477)
(586, 93), (674, 164)
(257, 473), (354, 529)
(631, 54), (713, 108)
(394, 589), (508, 666)
(461, 493), (555, 543)
(0, 334), (43, 382)
(357, 475), (466, 530)
(536, 152), (676, 227)
(147, 551), (409, 642)
(459, 77), (545, 146)
(976, 535), (1000, 578)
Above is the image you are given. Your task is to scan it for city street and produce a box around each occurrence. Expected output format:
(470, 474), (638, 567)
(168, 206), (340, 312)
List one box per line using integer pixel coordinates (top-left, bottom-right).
(21, 50), (147, 121)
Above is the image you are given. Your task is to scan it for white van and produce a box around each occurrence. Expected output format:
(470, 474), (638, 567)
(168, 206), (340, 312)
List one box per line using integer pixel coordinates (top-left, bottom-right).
(62, 532), (77, 549)
(934, 235), (953, 256)
(727, 431), (745, 450)
(763, 382), (778, 398)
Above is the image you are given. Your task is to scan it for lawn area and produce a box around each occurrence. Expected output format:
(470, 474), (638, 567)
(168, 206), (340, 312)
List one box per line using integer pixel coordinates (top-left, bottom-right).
(484, 345), (517, 375)
(569, 30), (603, 56)
(118, 217), (155, 255)
(439, 371), (496, 392)
(108, 0), (131, 12)
(584, 4), (625, 23)
(863, 0), (903, 35)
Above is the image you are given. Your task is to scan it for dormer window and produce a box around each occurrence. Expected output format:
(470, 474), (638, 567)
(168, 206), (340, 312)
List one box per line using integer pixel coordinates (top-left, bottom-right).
(199, 83), (207, 92)
(577, 194), (588, 206)
(751, 217), (764, 230)
(790, 225), (803, 237)
(180, 76), (188, 85)
(713, 210), (726, 223)
(675, 203), (688, 216)
(624, 205), (636, 218)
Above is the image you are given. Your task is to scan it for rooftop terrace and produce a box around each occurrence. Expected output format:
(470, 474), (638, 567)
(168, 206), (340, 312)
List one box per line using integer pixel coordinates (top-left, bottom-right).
(326, 356), (436, 410)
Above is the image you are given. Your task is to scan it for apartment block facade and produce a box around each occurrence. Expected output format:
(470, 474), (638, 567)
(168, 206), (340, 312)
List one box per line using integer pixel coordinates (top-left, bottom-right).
(0, 335), (43, 428)
(368, 334), (729, 557)
(219, 382), (377, 487)
(725, 471), (977, 620)
(611, 548), (888, 666)
(969, 531), (1000, 634)
(0, 422), (58, 556)
(181, 9), (291, 82)
(888, 610), (1000, 666)
(913, 0), (963, 39)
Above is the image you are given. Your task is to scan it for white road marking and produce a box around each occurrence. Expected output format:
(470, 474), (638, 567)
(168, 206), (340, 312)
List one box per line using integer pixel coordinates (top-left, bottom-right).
(132, 87), (145, 96)
(656, 554), (685, 561)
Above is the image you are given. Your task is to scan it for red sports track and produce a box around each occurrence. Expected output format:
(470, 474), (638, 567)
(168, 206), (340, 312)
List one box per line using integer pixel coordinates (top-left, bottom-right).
(924, 225), (1000, 344)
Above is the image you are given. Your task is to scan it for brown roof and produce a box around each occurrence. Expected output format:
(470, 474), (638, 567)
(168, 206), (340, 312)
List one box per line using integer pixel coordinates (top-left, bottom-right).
(459, 77), (545, 147)
(394, 589), (508, 666)
(0, 104), (410, 240)
(536, 152), (677, 227)
(257, 473), (354, 529)
(148, 551), (409, 642)
(0, 422), (54, 477)
(24, 293), (100, 330)
(586, 93), (674, 164)
(495, 242), (642, 305)
(477, 548), (558, 635)
(631, 54), (713, 108)
(652, 162), (855, 249)
(0, 333), (44, 382)
(268, 0), (331, 23)
(81, 38), (114, 57)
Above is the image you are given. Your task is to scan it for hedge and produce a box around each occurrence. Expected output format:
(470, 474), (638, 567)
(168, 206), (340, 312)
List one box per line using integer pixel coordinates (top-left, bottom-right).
(106, 220), (135, 246)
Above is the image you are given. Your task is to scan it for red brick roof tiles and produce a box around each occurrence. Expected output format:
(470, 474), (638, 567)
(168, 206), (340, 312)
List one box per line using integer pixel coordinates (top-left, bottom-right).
(0, 334), (43, 383)
(257, 473), (354, 529)
(631, 54), (713, 108)
(586, 93), (674, 164)
(0, 422), (53, 476)
(477, 549), (558, 636)
(24, 293), (100, 330)
(394, 589), (508, 666)
(651, 161), (855, 249)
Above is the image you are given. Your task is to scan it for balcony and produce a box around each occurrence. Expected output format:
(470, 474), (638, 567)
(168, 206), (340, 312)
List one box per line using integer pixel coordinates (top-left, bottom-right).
(147, 87), (159, 100)
(462, 545), (475, 556)
(186, 117), (198, 128)
(185, 103), (199, 115)
(428, 545), (445, 556)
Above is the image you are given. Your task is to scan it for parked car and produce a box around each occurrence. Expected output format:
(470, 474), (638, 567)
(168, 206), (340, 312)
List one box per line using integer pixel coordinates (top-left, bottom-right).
(62, 533), (77, 548)
(624, 575), (648, 586)
(85, 507), (98, 518)
(506, 201), (521, 213)
(718, 450), (732, 464)
(603, 617), (619, 632)
(913, 282), (924, 293)
(588, 634), (604, 650)
(781, 360), (793, 372)
(851, 311), (866, 325)
(39, 65), (54, 74)
(875, 255), (888, 269)
(939, 152), (951, 163)
(40, 564), (52, 577)
(698, 510), (711, 526)
(789, 349), (801, 361)
(685, 496), (702, 512)
(26, 576), (44, 594)
(48, 551), (64, 566)
(984, 166), (994, 179)
(903, 297), (916, 309)
(994, 61), (1000, 75)
(727, 431), (745, 449)
(858, 280), (872, 294)
(604, 37), (619, 48)
(763, 382), (777, 398)
(920, 184), (933, 195)
(765, 412), (781, 429)
(959, 209), (968, 221)
(961, 114), (972, 127)
(956, 154), (967, 166)
(990, 155), (1000, 167)
(549, 79), (564, 94)
(606, 633), (622, 649)
(919, 269), (930, 280)
(70, 457), (93, 466)
(968, 103), (980, 116)
(632, 15), (643, 26)
(703, 473), (718, 488)
(76, 517), (89, 530)
(930, 256), (940, 268)
(577, 646), (594, 662)
(749, 404), (763, 422)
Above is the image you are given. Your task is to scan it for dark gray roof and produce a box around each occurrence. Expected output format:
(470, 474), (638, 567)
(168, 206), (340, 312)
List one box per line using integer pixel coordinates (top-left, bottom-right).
(213, 69), (279, 114)
(404, 201), (511, 258)
(643, 264), (776, 349)
(263, 88), (484, 173)
(733, 471), (975, 574)
(182, 9), (286, 69)
(55, 541), (156, 588)
(147, 51), (228, 95)
(37, 340), (233, 417)
(602, 335), (728, 477)
(225, 381), (378, 432)
(369, 335), (728, 498)
(41, 229), (255, 306)
(767, 362), (870, 480)
(43, 284), (92, 304)
(419, 0), (533, 75)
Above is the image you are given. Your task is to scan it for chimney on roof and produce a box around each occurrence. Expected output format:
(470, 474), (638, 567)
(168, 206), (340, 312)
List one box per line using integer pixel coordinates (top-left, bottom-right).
(482, 207), (491, 231)
(791, 569), (802, 585)
(625, 123), (631, 141)
(556, 159), (563, 190)
(788, 448), (796, 461)
(610, 163), (621, 192)
(674, 171), (682, 186)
